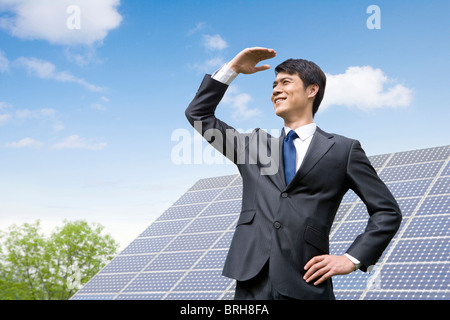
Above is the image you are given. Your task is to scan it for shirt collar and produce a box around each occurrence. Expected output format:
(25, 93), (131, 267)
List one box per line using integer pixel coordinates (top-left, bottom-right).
(284, 123), (317, 141)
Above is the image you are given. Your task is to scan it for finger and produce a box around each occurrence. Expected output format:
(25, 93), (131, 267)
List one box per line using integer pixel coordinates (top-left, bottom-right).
(248, 47), (276, 54)
(254, 65), (271, 72)
(303, 260), (328, 280)
(257, 49), (276, 56)
(304, 261), (329, 282)
(248, 48), (277, 60)
(313, 271), (333, 286)
(305, 265), (330, 283)
(304, 255), (325, 270)
(256, 51), (277, 60)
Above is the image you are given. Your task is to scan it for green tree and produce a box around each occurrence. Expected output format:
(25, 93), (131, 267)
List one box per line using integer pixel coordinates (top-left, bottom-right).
(0, 220), (118, 300)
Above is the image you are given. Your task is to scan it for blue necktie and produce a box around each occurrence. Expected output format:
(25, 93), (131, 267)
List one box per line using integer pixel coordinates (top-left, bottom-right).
(283, 130), (298, 185)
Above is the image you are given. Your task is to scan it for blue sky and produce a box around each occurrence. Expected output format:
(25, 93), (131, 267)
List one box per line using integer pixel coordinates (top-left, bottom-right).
(1, 0), (449, 249)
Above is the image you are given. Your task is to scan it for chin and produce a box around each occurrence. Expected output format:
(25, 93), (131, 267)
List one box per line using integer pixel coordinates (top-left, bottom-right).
(274, 106), (288, 118)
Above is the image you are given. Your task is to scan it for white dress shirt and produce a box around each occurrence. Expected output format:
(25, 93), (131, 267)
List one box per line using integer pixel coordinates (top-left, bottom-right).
(211, 63), (362, 270)
(212, 63), (238, 85)
(283, 124), (316, 172)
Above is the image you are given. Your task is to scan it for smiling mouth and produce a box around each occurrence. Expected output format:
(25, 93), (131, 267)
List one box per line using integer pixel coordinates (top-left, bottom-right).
(274, 97), (286, 104)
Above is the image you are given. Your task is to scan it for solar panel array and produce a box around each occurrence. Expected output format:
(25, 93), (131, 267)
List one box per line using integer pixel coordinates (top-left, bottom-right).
(72, 145), (450, 300)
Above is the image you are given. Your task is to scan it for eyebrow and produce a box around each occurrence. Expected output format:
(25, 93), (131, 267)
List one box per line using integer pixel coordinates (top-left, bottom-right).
(273, 76), (294, 87)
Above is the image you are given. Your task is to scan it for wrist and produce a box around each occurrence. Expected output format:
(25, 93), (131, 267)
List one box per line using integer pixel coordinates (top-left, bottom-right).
(212, 63), (238, 85)
(228, 61), (240, 74)
(344, 253), (362, 271)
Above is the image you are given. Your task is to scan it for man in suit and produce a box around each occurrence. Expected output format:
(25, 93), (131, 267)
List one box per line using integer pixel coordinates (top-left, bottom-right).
(185, 47), (402, 300)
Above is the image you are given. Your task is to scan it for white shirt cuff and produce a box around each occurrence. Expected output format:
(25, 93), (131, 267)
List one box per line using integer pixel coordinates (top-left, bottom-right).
(344, 253), (362, 270)
(211, 63), (238, 85)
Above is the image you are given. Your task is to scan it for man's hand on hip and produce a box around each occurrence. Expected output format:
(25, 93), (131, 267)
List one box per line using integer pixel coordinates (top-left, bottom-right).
(228, 47), (276, 74)
(303, 254), (356, 285)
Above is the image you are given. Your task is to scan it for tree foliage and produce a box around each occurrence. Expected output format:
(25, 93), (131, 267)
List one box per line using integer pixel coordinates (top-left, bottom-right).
(0, 220), (118, 300)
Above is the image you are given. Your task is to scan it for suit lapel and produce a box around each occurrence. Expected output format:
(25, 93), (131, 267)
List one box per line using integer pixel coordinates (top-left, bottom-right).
(287, 127), (335, 188)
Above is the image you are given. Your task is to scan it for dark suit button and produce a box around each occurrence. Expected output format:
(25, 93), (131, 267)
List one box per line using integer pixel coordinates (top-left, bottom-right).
(273, 221), (281, 229)
(281, 192), (288, 198)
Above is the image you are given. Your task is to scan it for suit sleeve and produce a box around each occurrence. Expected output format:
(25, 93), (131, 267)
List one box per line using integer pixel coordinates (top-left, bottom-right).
(345, 140), (402, 272)
(185, 74), (253, 165)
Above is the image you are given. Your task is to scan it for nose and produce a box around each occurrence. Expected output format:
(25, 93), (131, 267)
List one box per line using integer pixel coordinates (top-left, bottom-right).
(272, 85), (282, 98)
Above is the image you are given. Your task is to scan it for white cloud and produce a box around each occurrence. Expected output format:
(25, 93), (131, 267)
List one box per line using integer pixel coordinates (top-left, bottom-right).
(91, 96), (109, 111)
(1, 102), (64, 139)
(14, 56), (104, 92)
(202, 34), (228, 51)
(0, 113), (11, 125)
(52, 135), (106, 150)
(6, 137), (43, 148)
(64, 46), (101, 66)
(0, 0), (122, 46)
(223, 85), (261, 120)
(321, 66), (413, 111)
(187, 22), (205, 36)
(0, 101), (12, 125)
(91, 103), (107, 111)
(0, 49), (9, 72)
(0, 101), (11, 109)
(189, 57), (225, 73)
(15, 107), (64, 132)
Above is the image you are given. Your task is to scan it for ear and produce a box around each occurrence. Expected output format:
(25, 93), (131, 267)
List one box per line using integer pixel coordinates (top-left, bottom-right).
(307, 84), (319, 98)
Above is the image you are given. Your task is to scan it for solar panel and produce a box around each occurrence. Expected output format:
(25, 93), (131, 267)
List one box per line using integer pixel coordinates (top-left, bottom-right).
(72, 145), (450, 300)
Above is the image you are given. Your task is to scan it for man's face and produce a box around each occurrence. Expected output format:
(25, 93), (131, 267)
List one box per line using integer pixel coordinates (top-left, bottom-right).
(271, 72), (312, 120)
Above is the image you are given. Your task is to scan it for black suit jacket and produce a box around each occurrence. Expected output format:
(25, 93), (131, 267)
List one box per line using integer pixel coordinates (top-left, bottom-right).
(185, 75), (402, 300)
